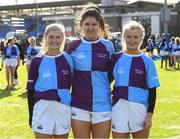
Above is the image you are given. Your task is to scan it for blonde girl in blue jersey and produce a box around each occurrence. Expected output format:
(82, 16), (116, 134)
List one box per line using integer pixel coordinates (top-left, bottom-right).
(111, 21), (160, 138)
(67, 3), (114, 139)
(24, 36), (40, 73)
(27, 23), (73, 138)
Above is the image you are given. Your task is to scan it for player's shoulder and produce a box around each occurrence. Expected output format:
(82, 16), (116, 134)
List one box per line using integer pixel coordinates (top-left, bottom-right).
(67, 38), (81, 54)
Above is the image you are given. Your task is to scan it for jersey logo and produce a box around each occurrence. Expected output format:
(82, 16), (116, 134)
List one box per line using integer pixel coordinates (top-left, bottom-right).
(61, 70), (69, 75)
(37, 124), (43, 130)
(117, 67), (124, 74)
(112, 124), (116, 129)
(62, 125), (70, 130)
(135, 68), (144, 75)
(101, 113), (110, 118)
(136, 123), (144, 128)
(72, 111), (76, 116)
(75, 52), (86, 59)
(97, 53), (107, 59)
(43, 70), (52, 78)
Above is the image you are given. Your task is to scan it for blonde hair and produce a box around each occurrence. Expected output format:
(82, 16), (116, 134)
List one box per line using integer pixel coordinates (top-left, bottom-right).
(5, 37), (14, 47)
(41, 23), (65, 55)
(75, 2), (111, 37)
(122, 21), (145, 49)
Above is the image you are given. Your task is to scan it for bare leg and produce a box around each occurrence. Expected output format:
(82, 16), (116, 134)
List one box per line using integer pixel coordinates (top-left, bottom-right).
(132, 129), (150, 138)
(173, 55), (176, 68)
(53, 133), (69, 138)
(72, 119), (91, 138)
(5, 66), (10, 88)
(34, 132), (52, 138)
(10, 67), (16, 88)
(112, 132), (129, 138)
(92, 120), (111, 139)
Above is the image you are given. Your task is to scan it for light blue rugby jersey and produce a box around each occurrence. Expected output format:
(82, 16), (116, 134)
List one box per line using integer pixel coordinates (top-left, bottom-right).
(67, 37), (115, 112)
(26, 46), (41, 59)
(111, 52), (160, 106)
(4, 45), (20, 59)
(27, 52), (73, 106)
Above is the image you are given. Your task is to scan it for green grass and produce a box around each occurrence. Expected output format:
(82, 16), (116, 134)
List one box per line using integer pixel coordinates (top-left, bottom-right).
(0, 61), (180, 138)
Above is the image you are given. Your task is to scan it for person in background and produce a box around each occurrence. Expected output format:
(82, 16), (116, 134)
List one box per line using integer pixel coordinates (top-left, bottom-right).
(67, 3), (114, 138)
(111, 21), (160, 138)
(146, 38), (155, 58)
(158, 38), (169, 69)
(114, 35), (122, 52)
(0, 39), (6, 71)
(175, 37), (180, 68)
(13, 37), (21, 85)
(24, 36), (40, 73)
(168, 37), (176, 68)
(1, 38), (20, 89)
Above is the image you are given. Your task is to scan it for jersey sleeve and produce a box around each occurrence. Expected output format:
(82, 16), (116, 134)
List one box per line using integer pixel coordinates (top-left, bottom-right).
(63, 52), (74, 75)
(15, 46), (20, 56)
(146, 60), (160, 88)
(66, 39), (81, 54)
(106, 40), (115, 57)
(26, 57), (42, 91)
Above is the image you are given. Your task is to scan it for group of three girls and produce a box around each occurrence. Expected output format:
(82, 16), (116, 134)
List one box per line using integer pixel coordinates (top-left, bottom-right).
(27, 3), (160, 139)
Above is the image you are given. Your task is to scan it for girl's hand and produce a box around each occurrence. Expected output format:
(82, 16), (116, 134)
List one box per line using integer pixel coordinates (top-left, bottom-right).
(144, 112), (153, 129)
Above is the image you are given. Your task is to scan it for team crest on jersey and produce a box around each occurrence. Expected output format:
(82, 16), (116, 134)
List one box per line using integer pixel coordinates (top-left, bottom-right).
(43, 70), (52, 78)
(74, 52), (86, 59)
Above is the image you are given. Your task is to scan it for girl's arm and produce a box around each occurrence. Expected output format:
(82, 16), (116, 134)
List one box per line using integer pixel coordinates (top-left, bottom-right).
(144, 87), (156, 129)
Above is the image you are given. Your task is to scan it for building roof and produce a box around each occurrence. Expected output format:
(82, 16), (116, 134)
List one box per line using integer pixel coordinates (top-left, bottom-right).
(0, 0), (101, 10)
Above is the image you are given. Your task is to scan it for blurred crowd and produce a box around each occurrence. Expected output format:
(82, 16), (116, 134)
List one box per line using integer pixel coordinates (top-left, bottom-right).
(107, 32), (180, 69)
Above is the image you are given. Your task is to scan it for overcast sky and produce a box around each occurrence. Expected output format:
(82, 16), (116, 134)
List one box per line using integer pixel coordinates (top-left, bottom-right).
(0, 0), (179, 6)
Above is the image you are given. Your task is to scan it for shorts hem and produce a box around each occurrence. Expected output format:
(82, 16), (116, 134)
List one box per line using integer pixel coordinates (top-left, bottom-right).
(33, 129), (53, 135)
(71, 116), (90, 123)
(112, 128), (129, 133)
(55, 129), (70, 135)
(131, 127), (144, 133)
(92, 117), (111, 124)
(32, 129), (70, 135)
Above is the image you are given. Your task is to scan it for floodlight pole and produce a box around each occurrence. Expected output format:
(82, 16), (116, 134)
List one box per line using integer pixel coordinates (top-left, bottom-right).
(163, 0), (168, 33)
(36, 0), (39, 37)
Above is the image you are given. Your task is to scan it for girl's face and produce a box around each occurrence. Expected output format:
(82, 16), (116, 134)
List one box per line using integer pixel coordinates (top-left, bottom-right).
(8, 40), (14, 46)
(30, 39), (36, 46)
(81, 16), (100, 40)
(46, 30), (64, 52)
(124, 28), (142, 52)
